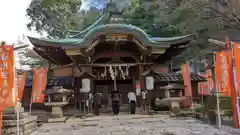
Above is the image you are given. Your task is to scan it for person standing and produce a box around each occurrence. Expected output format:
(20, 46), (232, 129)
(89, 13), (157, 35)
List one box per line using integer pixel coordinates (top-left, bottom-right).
(88, 93), (93, 114)
(94, 93), (102, 116)
(111, 90), (120, 115)
(141, 90), (147, 111)
(127, 92), (137, 114)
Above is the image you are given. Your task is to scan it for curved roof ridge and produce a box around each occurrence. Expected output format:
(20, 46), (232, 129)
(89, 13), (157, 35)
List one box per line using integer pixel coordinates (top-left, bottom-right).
(150, 34), (195, 42)
(81, 24), (195, 47)
(28, 24), (196, 48)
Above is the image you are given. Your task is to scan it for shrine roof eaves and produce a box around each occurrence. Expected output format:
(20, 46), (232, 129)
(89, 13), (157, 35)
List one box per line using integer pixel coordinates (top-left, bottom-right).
(28, 24), (196, 48)
(171, 39), (227, 63)
(142, 70), (206, 82)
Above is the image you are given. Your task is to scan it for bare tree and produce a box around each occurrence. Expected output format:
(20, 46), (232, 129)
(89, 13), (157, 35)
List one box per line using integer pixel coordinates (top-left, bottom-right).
(192, 0), (240, 29)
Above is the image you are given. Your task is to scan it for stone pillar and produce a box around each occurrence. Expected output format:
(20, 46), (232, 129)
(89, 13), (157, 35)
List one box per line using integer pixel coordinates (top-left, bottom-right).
(103, 85), (109, 108)
(52, 106), (63, 118)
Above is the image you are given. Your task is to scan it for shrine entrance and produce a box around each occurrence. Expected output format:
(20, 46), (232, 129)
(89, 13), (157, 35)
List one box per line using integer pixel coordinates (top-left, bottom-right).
(95, 79), (133, 107)
(93, 64), (140, 109)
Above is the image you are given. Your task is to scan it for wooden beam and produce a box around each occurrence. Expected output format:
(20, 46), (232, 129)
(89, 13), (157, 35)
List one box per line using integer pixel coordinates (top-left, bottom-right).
(69, 56), (83, 72)
(50, 63), (75, 69)
(92, 52), (141, 62)
(77, 63), (154, 67)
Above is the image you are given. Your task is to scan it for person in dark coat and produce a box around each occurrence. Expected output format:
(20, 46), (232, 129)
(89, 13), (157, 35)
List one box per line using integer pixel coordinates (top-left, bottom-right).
(111, 90), (120, 115)
(94, 93), (102, 116)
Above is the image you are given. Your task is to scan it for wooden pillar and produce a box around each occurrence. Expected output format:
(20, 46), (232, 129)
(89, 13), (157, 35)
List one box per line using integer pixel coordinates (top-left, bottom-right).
(169, 60), (173, 72)
(139, 65), (144, 89)
(139, 65), (144, 107)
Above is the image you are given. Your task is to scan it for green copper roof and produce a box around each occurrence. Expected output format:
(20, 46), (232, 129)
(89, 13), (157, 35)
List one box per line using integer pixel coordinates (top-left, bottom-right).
(28, 10), (196, 49)
(28, 24), (195, 49)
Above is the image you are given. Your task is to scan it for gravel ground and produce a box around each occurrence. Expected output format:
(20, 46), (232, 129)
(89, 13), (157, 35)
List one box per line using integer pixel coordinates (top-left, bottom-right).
(31, 115), (240, 135)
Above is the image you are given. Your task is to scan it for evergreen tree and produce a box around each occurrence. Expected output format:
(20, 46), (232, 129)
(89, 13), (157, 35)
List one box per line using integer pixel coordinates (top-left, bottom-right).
(26, 0), (82, 38)
(123, 0), (181, 37)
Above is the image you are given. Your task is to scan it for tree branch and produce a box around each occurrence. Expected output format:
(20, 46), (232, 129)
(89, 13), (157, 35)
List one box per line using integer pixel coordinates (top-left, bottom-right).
(192, 0), (240, 26)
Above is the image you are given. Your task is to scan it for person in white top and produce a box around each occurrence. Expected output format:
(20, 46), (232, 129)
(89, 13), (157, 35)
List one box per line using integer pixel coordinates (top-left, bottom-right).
(141, 90), (147, 111)
(142, 91), (147, 100)
(127, 92), (137, 114)
(88, 93), (93, 114)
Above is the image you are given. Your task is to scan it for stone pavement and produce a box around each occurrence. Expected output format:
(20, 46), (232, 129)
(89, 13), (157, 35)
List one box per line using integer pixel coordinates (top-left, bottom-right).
(31, 115), (240, 135)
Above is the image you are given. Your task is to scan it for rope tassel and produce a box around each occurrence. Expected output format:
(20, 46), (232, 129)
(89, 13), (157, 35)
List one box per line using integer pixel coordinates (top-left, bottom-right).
(119, 66), (126, 80)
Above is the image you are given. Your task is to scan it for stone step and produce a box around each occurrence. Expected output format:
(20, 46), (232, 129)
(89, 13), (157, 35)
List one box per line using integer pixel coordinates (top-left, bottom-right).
(3, 107), (24, 114)
(3, 116), (37, 126)
(36, 120), (44, 127)
(2, 126), (36, 135)
(3, 121), (36, 134)
(3, 114), (27, 120)
(66, 114), (167, 124)
(47, 117), (67, 123)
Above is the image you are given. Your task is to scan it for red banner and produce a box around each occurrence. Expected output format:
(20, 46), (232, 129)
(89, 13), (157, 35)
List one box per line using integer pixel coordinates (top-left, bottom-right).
(181, 63), (192, 97)
(0, 45), (17, 110)
(215, 51), (232, 96)
(199, 70), (214, 95)
(227, 40), (240, 128)
(32, 68), (48, 103)
(181, 63), (192, 107)
(16, 72), (27, 101)
(233, 42), (240, 96)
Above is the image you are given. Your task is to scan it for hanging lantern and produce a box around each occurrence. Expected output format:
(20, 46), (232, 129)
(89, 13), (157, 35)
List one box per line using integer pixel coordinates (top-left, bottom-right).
(146, 76), (154, 90)
(80, 78), (91, 93)
(136, 81), (141, 96)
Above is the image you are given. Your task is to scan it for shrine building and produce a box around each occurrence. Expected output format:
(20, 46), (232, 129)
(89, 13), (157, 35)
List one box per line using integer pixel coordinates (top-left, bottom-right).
(27, 5), (225, 109)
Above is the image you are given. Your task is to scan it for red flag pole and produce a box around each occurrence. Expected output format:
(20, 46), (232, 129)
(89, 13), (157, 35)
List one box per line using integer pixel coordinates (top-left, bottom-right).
(213, 52), (222, 128)
(29, 88), (34, 115)
(230, 39), (240, 128)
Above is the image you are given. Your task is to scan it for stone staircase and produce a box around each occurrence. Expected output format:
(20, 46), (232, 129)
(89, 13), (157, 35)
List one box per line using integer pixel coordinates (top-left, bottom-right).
(2, 108), (37, 135)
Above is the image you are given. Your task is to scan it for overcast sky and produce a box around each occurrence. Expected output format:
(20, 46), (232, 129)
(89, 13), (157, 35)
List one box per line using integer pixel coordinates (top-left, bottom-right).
(0, 0), (103, 44)
(0, 0), (40, 44)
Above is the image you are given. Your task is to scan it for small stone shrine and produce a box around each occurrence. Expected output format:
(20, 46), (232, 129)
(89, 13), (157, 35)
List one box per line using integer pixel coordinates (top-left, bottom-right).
(158, 83), (184, 113)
